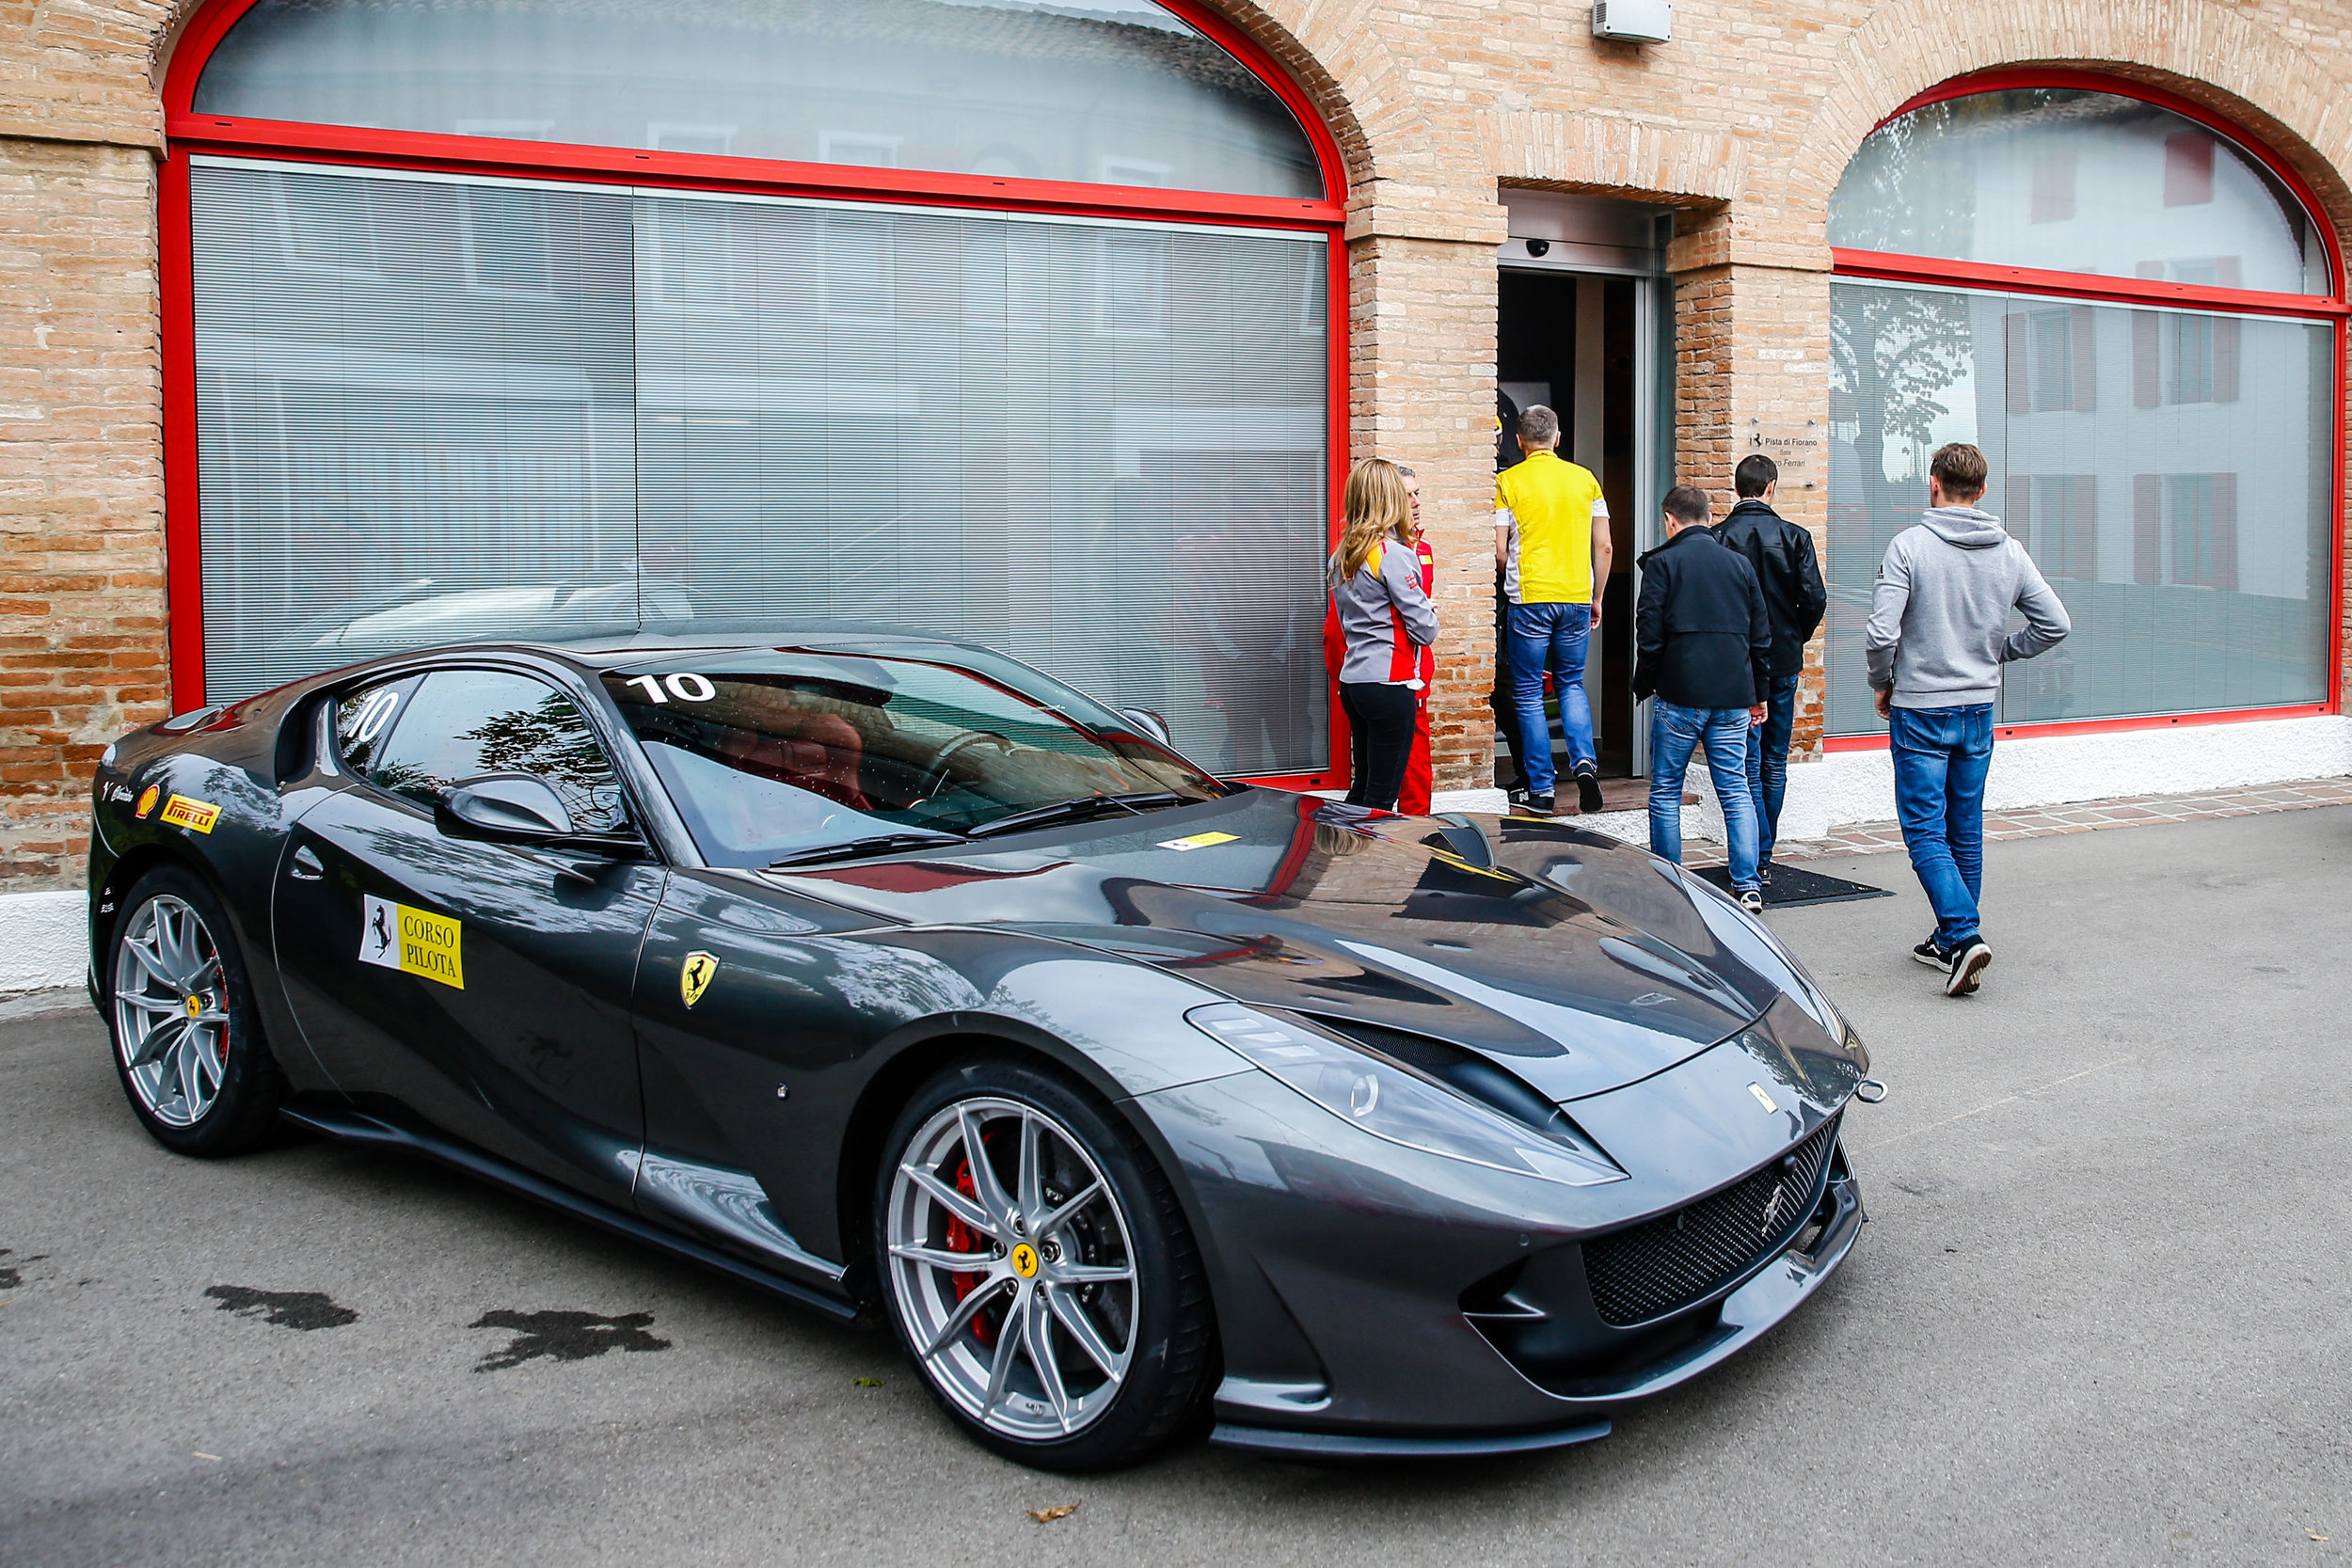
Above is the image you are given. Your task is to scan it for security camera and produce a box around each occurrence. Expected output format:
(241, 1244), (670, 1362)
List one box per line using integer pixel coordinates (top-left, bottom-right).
(1525, 238), (1550, 258)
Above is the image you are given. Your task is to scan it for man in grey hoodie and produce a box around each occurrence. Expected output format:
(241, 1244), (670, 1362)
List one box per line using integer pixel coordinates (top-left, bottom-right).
(1864, 443), (2071, 997)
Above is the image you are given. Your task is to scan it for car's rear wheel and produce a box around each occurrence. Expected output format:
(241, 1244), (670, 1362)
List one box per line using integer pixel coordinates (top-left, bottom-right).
(874, 1060), (1214, 1470)
(106, 865), (283, 1156)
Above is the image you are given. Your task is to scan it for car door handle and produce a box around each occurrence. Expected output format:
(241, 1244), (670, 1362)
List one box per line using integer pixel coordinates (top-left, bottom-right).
(290, 846), (324, 881)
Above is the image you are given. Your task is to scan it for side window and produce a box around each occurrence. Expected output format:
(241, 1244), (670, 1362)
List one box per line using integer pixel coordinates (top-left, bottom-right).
(368, 670), (627, 832)
(334, 675), (419, 775)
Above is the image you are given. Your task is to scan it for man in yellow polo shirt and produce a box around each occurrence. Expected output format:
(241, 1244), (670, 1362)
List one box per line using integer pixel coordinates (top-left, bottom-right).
(1494, 404), (1611, 816)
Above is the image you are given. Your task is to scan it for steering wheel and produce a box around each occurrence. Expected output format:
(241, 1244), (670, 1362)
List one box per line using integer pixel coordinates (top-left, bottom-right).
(914, 730), (1013, 798)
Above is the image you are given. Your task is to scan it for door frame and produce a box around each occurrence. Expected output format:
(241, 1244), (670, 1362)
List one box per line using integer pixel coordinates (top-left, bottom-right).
(1496, 252), (1673, 774)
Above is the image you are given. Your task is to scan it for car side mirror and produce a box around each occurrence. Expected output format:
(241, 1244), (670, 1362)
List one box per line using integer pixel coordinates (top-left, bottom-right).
(436, 774), (644, 857)
(1119, 707), (1172, 746)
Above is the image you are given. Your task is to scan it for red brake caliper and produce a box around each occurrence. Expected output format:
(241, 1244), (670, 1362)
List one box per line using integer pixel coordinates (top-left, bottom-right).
(944, 1154), (995, 1345)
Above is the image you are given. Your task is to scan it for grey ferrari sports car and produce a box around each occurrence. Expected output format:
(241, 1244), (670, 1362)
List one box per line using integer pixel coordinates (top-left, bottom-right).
(86, 625), (1874, 1469)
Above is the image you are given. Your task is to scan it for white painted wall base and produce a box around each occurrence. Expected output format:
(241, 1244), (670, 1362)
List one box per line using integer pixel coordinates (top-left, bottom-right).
(1429, 787), (1510, 816)
(1670, 712), (2352, 847)
(0, 891), (87, 996)
(6, 717), (2343, 995)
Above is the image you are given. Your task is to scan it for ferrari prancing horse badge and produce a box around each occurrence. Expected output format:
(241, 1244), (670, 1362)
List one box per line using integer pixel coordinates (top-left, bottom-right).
(681, 951), (718, 1008)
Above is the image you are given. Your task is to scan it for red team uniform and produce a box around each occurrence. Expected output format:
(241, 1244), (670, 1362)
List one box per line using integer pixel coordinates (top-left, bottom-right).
(1395, 534), (1436, 815)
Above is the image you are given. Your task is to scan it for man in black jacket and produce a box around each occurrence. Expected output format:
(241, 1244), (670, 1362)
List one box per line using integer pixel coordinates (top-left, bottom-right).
(1634, 484), (1771, 911)
(1711, 453), (1828, 879)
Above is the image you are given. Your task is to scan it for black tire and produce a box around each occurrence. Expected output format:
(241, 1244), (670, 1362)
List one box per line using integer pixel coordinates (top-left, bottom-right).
(872, 1057), (1215, 1471)
(103, 864), (284, 1156)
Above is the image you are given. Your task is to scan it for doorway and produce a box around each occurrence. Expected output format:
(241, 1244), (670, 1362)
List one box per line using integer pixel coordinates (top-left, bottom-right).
(1493, 192), (1673, 793)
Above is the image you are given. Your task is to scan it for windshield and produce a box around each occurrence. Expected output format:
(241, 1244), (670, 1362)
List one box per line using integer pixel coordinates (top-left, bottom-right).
(602, 646), (1226, 866)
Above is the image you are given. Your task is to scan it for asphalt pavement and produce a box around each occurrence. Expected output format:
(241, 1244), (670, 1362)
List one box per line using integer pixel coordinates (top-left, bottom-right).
(2, 805), (2346, 1566)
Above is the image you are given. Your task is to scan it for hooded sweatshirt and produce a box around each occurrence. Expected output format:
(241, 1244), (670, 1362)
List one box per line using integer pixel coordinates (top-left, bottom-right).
(1864, 504), (2071, 709)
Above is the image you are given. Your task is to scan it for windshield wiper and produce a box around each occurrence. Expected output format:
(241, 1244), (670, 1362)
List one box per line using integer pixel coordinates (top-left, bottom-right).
(965, 791), (1184, 840)
(765, 831), (966, 869)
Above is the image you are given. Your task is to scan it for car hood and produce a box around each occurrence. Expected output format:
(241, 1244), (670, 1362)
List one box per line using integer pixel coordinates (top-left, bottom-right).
(771, 790), (1836, 1101)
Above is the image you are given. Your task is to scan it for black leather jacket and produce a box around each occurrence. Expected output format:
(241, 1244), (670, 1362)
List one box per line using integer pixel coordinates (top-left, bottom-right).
(1711, 498), (1828, 678)
(1633, 527), (1772, 709)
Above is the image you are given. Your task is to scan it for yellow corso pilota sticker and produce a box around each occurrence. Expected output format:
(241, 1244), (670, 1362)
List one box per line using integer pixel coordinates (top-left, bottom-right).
(158, 794), (221, 833)
(358, 894), (464, 990)
(680, 951), (719, 1009)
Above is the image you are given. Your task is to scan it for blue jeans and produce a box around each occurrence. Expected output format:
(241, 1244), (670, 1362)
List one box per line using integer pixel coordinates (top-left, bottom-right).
(1648, 701), (1760, 892)
(1506, 602), (1596, 798)
(1889, 704), (1994, 949)
(1744, 672), (1803, 864)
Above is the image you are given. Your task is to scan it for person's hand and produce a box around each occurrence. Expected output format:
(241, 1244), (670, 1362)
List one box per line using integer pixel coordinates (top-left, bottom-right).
(1589, 603), (1602, 633)
(1873, 688), (1893, 720)
(1748, 705), (1766, 726)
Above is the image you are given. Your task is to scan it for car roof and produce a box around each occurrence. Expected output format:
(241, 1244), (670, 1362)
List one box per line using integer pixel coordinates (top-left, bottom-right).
(495, 620), (978, 672)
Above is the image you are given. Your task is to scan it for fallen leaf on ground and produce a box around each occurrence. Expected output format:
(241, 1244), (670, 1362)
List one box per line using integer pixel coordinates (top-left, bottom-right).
(2308, 1529), (2331, 1543)
(1027, 1504), (1080, 1524)
(852, 1377), (883, 1387)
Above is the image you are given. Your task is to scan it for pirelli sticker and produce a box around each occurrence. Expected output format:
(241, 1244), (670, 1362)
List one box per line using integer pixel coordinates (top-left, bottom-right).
(358, 894), (465, 990)
(158, 794), (221, 834)
(1157, 831), (1239, 851)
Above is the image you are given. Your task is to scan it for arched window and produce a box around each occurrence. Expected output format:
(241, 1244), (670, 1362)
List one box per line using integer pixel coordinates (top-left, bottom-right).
(190, 0), (1324, 200)
(163, 0), (1345, 783)
(1824, 76), (2344, 738)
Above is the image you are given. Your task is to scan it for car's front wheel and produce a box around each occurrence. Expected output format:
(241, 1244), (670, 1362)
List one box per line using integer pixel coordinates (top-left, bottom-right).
(105, 865), (283, 1156)
(874, 1060), (1214, 1470)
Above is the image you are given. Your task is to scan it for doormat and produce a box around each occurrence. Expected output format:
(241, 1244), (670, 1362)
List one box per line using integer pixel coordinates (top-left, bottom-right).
(1693, 863), (1894, 910)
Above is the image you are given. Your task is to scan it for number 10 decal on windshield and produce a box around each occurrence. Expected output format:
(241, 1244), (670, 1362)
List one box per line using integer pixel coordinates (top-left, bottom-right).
(623, 673), (717, 705)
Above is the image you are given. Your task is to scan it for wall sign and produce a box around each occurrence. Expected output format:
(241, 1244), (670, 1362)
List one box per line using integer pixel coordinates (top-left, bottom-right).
(1747, 418), (1823, 489)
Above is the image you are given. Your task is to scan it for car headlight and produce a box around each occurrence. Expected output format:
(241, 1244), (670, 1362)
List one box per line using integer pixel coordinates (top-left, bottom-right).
(1187, 1003), (1624, 1187)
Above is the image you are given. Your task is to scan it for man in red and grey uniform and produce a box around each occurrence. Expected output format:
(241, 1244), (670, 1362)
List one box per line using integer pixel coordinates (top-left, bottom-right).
(1395, 465), (1438, 816)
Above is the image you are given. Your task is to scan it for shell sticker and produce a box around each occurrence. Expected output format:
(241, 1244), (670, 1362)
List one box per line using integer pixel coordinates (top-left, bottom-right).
(680, 951), (719, 1009)
(134, 784), (161, 818)
(1157, 831), (1239, 852)
(159, 794), (221, 834)
(358, 894), (464, 990)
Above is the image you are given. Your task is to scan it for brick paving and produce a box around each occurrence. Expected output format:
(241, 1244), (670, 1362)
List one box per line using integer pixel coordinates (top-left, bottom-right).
(1780, 776), (2352, 862)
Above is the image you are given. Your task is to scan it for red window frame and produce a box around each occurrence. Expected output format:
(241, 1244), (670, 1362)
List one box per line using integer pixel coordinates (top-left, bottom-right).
(1825, 68), (2348, 752)
(157, 0), (1353, 789)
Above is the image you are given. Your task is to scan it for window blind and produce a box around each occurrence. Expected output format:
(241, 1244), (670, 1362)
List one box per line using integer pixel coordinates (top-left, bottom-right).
(188, 160), (1331, 775)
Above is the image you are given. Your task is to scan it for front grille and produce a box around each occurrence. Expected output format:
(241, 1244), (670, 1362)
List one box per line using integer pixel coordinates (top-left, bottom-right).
(1581, 1116), (1839, 1327)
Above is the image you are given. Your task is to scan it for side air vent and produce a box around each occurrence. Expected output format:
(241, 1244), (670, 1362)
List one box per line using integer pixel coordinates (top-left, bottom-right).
(1291, 1012), (1615, 1166)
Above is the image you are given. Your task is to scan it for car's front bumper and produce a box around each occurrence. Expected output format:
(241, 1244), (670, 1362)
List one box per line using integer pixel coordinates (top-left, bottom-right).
(1129, 1037), (1867, 1453)
(1202, 1156), (1864, 1458)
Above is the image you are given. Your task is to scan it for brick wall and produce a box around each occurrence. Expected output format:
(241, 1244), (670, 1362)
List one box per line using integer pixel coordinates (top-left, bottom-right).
(0, 137), (162, 887)
(1, 0), (2350, 880)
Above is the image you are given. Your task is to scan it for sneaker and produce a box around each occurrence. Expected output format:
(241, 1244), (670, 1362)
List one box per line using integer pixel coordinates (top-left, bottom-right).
(1945, 938), (1992, 997)
(1574, 768), (1605, 816)
(1912, 935), (1951, 970)
(1737, 888), (1765, 915)
(1518, 794), (1555, 817)
(1757, 862), (1773, 886)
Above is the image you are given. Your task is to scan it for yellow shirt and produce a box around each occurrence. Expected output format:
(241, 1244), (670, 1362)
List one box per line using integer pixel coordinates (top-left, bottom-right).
(1494, 451), (1608, 605)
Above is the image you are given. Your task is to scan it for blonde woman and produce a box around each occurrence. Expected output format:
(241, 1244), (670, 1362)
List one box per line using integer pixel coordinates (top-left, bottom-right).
(1328, 457), (1438, 810)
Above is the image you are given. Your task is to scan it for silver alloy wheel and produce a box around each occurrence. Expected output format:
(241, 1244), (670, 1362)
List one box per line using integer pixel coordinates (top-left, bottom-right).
(112, 893), (231, 1130)
(885, 1096), (1138, 1442)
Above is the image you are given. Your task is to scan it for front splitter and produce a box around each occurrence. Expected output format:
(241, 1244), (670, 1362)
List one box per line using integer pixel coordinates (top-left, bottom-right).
(1208, 1418), (1612, 1461)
